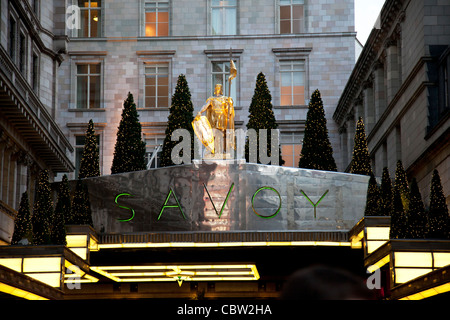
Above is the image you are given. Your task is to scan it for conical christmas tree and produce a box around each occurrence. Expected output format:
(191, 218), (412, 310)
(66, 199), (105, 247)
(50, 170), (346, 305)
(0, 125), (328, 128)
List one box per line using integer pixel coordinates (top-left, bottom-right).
(394, 160), (410, 212)
(390, 185), (408, 239)
(71, 179), (93, 226)
(11, 192), (32, 245)
(427, 170), (450, 239)
(350, 117), (372, 176)
(379, 167), (393, 216)
(51, 175), (70, 245)
(407, 178), (427, 239)
(245, 72), (284, 165)
(32, 170), (53, 245)
(364, 173), (381, 216)
(111, 92), (146, 174)
(79, 119), (100, 179)
(160, 74), (194, 167)
(298, 89), (336, 171)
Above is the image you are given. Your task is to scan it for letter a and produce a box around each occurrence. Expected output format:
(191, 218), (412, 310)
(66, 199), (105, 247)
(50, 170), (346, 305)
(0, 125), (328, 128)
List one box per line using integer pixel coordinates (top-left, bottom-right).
(158, 188), (187, 220)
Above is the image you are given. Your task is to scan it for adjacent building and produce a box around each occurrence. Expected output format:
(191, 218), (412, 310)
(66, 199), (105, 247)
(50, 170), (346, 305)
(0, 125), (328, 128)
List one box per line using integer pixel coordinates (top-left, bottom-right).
(334, 0), (449, 206)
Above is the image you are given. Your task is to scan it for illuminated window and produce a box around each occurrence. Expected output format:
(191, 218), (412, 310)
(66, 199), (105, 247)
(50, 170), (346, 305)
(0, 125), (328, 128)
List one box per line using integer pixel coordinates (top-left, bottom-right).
(280, 60), (305, 106)
(211, 61), (237, 102)
(280, 0), (304, 34)
(76, 63), (101, 109)
(77, 0), (101, 37)
(211, 0), (237, 35)
(281, 133), (302, 167)
(145, 1), (169, 37)
(144, 64), (169, 108)
(75, 135), (100, 179)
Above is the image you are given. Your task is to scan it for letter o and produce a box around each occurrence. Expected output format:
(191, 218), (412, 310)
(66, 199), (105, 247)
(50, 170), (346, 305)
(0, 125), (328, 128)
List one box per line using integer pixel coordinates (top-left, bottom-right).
(251, 186), (282, 219)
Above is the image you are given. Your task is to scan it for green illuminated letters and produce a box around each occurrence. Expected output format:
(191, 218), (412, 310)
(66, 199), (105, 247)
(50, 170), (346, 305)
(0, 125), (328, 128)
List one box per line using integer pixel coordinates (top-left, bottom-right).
(115, 193), (136, 222)
(203, 183), (234, 218)
(251, 186), (282, 219)
(300, 189), (329, 219)
(158, 188), (186, 221)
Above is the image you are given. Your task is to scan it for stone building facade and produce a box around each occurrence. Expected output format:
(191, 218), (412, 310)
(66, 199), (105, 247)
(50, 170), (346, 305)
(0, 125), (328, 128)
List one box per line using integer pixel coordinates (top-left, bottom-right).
(334, 0), (450, 206)
(56, 0), (358, 177)
(0, 0), (73, 243)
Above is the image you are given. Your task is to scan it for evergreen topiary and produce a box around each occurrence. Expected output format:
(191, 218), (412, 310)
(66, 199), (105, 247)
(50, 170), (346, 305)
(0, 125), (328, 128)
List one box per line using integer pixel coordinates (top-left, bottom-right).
(350, 117), (372, 176)
(160, 74), (194, 167)
(79, 119), (100, 179)
(51, 175), (70, 245)
(394, 160), (410, 212)
(245, 72), (284, 165)
(427, 169), (450, 239)
(11, 192), (32, 245)
(298, 89), (336, 171)
(364, 173), (381, 216)
(390, 185), (408, 239)
(407, 178), (427, 239)
(32, 170), (53, 245)
(379, 167), (393, 216)
(111, 92), (146, 174)
(71, 179), (93, 226)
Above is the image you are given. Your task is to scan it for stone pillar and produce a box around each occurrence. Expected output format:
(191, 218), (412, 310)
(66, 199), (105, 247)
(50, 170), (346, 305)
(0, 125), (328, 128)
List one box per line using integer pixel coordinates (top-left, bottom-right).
(385, 38), (400, 104)
(362, 77), (375, 134)
(373, 60), (386, 123)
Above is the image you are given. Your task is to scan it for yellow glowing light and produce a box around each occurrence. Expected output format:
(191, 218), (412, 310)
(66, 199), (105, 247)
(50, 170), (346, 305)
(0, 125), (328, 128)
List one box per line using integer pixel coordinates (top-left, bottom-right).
(66, 235), (88, 248)
(366, 227), (390, 240)
(23, 257), (61, 273)
(394, 252), (433, 268)
(0, 283), (48, 300)
(400, 283), (450, 300)
(433, 252), (450, 268)
(366, 240), (388, 254)
(394, 268), (432, 284)
(0, 258), (22, 272)
(367, 254), (390, 273)
(28, 273), (61, 287)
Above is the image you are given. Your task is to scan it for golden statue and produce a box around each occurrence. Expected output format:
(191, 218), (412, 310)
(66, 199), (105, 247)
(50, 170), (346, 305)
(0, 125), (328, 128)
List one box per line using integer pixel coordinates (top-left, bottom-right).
(193, 60), (237, 156)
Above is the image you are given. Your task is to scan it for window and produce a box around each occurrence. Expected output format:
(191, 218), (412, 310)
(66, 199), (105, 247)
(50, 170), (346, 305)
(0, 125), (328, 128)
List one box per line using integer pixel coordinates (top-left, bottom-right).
(145, 1), (169, 37)
(145, 137), (163, 169)
(75, 135), (100, 178)
(211, 0), (237, 35)
(280, 0), (304, 34)
(281, 133), (302, 167)
(211, 61), (236, 102)
(144, 64), (169, 108)
(9, 16), (16, 60)
(76, 63), (101, 109)
(280, 60), (305, 105)
(19, 32), (27, 76)
(77, 0), (101, 37)
(31, 52), (39, 92)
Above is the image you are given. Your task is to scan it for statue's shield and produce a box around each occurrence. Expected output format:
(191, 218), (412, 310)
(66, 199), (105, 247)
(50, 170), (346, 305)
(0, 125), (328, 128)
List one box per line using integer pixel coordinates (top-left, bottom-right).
(192, 116), (215, 153)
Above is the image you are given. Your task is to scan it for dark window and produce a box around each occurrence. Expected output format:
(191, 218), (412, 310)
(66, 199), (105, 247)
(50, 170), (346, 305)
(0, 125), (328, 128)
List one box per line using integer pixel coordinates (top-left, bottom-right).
(9, 17), (16, 60)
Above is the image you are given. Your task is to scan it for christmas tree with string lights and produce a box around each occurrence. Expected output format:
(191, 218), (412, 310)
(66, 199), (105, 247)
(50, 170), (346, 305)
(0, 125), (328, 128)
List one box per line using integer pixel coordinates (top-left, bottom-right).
(160, 74), (194, 167)
(245, 72), (284, 165)
(364, 172), (381, 216)
(406, 178), (427, 239)
(11, 192), (32, 245)
(79, 119), (100, 179)
(394, 160), (410, 212)
(71, 179), (93, 226)
(111, 92), (146, 174)
(379, 167), (393, 216)
(426, 169), (450, 239)
(350, 117), (372, 176)
(32, 169), (53, 245)
(298, 89), (336, 171)
(390, 184), (408, 239)
(50, 175), (70, 245)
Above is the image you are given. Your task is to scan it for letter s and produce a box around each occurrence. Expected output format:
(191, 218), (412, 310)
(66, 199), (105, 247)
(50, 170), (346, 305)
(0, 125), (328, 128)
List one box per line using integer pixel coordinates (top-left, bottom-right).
(115, 193), (135, 222)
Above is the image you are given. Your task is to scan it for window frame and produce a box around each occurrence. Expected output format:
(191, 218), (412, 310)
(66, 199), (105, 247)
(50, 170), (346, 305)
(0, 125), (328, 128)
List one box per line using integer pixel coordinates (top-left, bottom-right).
(279, 0), (305, 34)
(30, 49), (40, 93)
(281, 132), (302, 168)
(75, 62), (102, 109)
(143, 62), (170, 108)
(144, 1), (170, 37)
(210, 60), (238, 103)
(75, 0), (102, 38)
(279, 60), (306, 106)
(210, 0), (238, 36)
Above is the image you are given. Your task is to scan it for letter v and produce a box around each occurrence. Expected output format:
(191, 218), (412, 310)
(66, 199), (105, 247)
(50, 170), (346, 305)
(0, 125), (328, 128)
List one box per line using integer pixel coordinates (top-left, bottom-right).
(203, 183), (234, 218)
